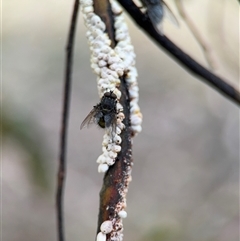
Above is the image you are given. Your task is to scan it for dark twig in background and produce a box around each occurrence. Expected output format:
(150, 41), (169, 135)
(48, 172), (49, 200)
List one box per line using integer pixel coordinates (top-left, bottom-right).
(175, 0), (218, 70)
(56, 1), (79, 241)
(117, 0), (240, 106)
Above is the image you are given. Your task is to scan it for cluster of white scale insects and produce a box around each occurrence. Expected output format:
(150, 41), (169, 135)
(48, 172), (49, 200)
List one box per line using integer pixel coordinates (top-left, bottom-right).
(81, 1), (141, 240)
(81, 0), (142, 177)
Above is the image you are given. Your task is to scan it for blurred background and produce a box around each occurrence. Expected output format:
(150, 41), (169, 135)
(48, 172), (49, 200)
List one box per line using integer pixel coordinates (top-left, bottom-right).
(3, 0), (239, 240)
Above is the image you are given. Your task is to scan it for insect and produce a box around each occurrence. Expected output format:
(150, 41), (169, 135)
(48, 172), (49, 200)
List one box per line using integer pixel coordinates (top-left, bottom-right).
(80, 91), (118, 131)
(140, 0), (179, 35)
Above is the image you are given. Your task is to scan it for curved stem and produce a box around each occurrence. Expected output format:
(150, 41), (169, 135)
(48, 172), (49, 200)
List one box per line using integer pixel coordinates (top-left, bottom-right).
(175, 0), (218, 70)
(117, 0), (240, 106)
(56, 1), (79, 241)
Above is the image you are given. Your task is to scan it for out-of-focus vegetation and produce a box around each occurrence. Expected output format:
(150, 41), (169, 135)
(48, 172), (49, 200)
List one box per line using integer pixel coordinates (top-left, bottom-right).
(3, 105), (51, 191)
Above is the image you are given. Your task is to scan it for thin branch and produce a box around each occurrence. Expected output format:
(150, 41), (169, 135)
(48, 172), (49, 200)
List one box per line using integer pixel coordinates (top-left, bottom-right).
(117, 0), (240, 106)
(175, 0), (219, 70)
(56, 1), (79, 241)
(93, 1), (133, 240)
(97, 75), (132, 240)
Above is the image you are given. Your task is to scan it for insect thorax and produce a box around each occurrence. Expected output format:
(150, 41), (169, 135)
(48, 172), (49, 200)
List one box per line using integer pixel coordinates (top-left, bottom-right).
(101, 96), (117, 114)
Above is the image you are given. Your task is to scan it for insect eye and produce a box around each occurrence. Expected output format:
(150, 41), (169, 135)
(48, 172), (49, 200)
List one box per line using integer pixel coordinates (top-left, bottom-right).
(104, 92), (111, 97)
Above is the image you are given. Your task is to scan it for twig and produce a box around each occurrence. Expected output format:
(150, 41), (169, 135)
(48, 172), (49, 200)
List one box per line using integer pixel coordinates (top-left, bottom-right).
(175, 0), (219, 70)
(93, 1), (133, 240)
(117, 0), (240, 106)
(56, 1), (79, 241)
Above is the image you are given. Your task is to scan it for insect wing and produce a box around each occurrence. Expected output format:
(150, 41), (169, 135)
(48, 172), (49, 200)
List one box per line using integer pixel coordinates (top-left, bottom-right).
(148, 2), (164, 26)
(162, 1), (179, 27)
(104, 112), (117, 140)
(80, 107), (98, 129)
(104, 112), (116, 129)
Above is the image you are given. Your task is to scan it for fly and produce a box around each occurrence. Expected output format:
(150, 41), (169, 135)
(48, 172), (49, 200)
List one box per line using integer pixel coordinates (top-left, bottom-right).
(80, 91), (118, 131)
(140, 0), (179, 34)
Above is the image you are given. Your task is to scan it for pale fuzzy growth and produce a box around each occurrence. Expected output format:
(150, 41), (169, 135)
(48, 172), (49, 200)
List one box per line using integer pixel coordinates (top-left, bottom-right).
(111, 0), (123, 15)
(126, 68), (142, 136)
(81, 0), (124, 100)
(81, 0), (125, 172)
(116, 102), (123, 112)
(96, 232), (107, 241)
(98, 163), (109, 173)
(96, 154), (107, 164)
(118, 210), (127, 219)
(81, 0), (142, 174)
(105, 157), (115, 166)
(100, 220), (113, 234)
(113, 135), (122, 144)
(111, 1), (142, 136)
(81, 3), (139, 241)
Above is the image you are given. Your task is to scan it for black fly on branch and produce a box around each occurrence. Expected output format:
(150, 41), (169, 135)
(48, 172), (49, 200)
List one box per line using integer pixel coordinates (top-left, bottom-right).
(140, 0), (179, 35)
(80, 91), (118, 133)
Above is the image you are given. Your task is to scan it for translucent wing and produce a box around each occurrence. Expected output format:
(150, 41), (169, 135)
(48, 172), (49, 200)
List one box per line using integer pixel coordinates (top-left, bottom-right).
(104, 112), (116, 128)
(80, 107), (98, 130)
(142, 0), (179, 35)
(104, 112), (117, 140)
(140, 0), (164, 27)
(162, 1), (179, 27)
